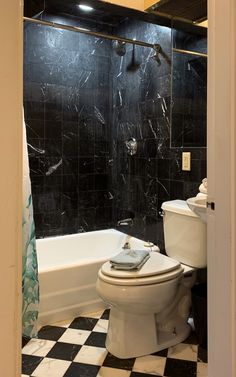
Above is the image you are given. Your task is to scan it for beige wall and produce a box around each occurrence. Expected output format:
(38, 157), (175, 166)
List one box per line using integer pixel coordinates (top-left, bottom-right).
(0, 1), (22, 376)
(144, 0), (161, 9)
(103, 0), (145, 11)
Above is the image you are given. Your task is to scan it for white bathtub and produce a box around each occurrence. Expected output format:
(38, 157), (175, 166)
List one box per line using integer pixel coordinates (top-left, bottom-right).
(36, 229), (159, 326)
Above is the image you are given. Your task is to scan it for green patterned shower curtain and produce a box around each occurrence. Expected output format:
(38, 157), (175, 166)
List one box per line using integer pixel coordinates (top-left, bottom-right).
(22, 116), (39, 338)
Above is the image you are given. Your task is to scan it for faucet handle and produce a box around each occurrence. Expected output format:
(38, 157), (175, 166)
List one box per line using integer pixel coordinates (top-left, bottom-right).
(122, 242), (131, 250)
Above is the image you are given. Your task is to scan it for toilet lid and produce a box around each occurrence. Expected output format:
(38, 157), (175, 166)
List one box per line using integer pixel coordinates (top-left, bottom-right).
(99, 252), (183, 286)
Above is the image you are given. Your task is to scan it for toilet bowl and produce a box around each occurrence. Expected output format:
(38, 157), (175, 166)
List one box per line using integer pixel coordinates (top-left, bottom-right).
(96, 199), (206, 359)
(96, 252), (196, 358)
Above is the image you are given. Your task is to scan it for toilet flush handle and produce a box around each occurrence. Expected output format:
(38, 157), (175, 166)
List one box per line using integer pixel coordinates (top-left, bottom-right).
(159, 209), (165, 218)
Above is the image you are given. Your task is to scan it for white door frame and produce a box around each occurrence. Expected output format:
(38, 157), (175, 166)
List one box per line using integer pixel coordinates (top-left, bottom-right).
(208, 0), (236, 375)
(0, 1), (22, 376)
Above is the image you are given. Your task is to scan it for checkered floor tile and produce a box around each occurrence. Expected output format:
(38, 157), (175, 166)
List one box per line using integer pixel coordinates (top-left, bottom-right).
(22, 309), (208, 377)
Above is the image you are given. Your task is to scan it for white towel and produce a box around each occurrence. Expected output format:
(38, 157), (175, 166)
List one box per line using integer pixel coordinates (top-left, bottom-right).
(199, 178), (207, 194)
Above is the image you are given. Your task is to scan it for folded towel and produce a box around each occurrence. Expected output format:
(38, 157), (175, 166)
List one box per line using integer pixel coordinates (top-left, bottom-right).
(197, 192), (207, 199)
(110, 249), (150, 270)
(199, 178), (207, 194)
(199, 184), (207, 194)
(111, 254), (150, 270)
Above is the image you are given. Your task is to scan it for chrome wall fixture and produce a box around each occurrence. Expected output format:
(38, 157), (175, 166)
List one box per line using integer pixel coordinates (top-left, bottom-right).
(125, 138), (138, 156)
(113, 40), (127, 56)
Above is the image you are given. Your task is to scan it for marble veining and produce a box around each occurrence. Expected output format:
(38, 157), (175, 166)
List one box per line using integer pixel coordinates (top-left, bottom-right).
(24, 12), (206, 245)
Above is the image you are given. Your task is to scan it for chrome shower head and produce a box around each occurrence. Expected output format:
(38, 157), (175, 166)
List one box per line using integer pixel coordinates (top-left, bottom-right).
(126, 44), (140, 72)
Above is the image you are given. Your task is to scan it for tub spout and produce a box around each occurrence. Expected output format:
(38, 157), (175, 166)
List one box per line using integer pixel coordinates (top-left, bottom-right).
(117, 218), (134, 227)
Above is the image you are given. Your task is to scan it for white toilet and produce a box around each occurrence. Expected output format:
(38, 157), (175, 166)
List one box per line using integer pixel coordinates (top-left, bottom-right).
(96, 199), (207, 359)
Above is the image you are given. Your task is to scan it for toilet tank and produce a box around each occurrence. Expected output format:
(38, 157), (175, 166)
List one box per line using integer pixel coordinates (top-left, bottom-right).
(161, 200), (207, 268)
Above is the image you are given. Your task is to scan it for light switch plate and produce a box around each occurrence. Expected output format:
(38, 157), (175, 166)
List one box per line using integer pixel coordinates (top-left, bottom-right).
(182, 152), (191, 171)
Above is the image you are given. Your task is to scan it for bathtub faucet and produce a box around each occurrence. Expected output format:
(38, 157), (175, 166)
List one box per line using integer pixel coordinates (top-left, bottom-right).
(117, 218), (134, 227)
(117, 219), (134, 250)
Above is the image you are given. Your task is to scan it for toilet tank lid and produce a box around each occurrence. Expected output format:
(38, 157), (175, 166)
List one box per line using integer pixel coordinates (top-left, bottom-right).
(162, 200), (197, 217)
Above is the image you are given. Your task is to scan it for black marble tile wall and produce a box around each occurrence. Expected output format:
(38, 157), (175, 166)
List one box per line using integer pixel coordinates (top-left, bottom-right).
(173, 29), (207, 54)
(24, 16), (113, 237)
(24, 11), (207, 247)
(111, 20), (207, 250)
(171, 30), (207, 148)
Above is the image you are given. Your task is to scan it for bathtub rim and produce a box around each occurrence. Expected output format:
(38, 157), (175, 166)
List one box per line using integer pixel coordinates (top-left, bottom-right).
(36, 228), (159, 274)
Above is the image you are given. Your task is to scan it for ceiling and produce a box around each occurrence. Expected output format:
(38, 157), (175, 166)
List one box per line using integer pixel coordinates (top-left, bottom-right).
(45, 0), (126, 26)
(148, 0), (207, 23)
(24, 0), (207, 35)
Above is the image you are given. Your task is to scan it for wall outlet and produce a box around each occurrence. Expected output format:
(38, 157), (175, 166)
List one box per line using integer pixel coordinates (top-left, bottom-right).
(182, 152), (191, 171)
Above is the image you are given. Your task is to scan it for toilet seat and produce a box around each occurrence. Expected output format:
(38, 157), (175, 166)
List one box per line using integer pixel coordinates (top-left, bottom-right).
(99, 252), (184, 286)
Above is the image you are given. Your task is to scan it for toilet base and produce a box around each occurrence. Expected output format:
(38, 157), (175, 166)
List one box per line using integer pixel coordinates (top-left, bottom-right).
(106, 308), (191, 359)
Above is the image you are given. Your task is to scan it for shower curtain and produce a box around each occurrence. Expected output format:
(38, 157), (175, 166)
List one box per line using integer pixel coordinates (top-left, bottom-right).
(22, 115), (39, 338)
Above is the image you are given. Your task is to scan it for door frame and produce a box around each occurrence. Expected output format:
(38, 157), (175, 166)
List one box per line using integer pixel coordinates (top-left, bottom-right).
(0, 1), (22, 376)
(207, 0), (236, 375)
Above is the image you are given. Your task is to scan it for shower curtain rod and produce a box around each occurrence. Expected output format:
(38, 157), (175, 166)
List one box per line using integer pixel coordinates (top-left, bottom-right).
(173, 48), (207, 58)
(23, 17), (207, 58)
(23, 17), (155, 49)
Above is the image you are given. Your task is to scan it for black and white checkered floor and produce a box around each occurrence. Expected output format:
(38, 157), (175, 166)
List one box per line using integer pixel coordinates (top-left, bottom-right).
(22, 309), (207, 377)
